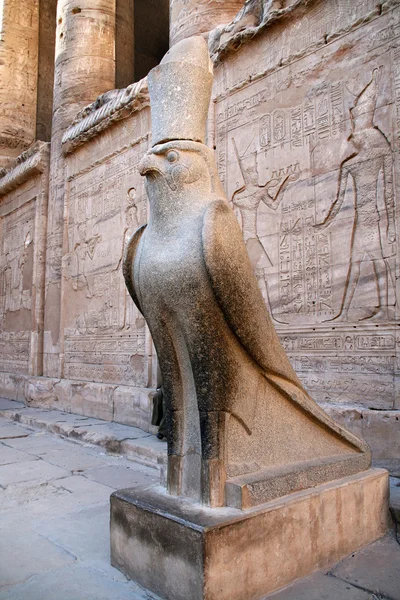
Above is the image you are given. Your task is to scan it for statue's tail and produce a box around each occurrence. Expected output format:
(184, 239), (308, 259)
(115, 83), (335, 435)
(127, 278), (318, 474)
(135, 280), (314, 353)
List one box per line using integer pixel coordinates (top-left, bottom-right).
(122, 225), (147, 314)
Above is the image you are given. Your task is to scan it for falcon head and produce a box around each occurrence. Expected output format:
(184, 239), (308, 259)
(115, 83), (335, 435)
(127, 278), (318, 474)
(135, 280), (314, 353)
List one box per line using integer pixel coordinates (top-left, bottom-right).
(138, 140), (225, 200)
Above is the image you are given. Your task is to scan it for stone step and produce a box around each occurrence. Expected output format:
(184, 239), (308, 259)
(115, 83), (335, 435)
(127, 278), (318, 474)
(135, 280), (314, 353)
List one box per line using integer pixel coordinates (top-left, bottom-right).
(0, 398), (167, 470)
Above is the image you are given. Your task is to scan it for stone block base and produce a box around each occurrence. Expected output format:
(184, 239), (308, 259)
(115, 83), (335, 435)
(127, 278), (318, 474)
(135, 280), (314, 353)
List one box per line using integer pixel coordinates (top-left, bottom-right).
(110, 468), (389, 600)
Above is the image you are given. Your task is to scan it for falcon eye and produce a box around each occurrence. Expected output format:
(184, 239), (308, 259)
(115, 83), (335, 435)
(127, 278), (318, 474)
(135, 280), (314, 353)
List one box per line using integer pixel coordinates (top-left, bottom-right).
(166, 150), (179, 163)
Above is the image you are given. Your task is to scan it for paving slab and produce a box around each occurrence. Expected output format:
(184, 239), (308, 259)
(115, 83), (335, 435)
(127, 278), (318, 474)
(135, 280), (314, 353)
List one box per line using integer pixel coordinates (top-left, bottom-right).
(0, 459), (69, 486)
(33, 504), (111, 565)
(0, 424), (32, 440)
(121, 434), (167, 465)
(390, 477), (400, 510)
(264, 571), (374, 599)
(0, 404), (399, 600)
(0, 444), (35, 466)
(331, 535), (400, 600)
(2, 432), (74, 454)
(53, 474), (114, 496)
(0, 526), (76, 589)
(84, 463), (158, 489)
(0, 480), (69, 510)
(0, 399), (24, 411)
(5, 483), (110, 522)
(38, 447), (109, 472)
(30, 503), (135, 584)
(0, 564), (157, 600)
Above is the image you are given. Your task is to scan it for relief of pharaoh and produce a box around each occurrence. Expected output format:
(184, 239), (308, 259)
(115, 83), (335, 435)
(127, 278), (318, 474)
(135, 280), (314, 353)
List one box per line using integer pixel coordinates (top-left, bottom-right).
(230, 141), (299, 324)
(315, 68), (396, 322)
(123, 37), (370, 508)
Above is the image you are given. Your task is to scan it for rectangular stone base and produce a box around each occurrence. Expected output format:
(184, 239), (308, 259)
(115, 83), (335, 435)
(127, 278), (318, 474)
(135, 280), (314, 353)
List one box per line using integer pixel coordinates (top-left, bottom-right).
(110, 468), (389, 600)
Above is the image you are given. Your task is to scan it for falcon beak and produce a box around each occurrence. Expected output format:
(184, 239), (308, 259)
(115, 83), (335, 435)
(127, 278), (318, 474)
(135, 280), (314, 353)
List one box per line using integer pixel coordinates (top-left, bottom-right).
(138, 153), (161, 176)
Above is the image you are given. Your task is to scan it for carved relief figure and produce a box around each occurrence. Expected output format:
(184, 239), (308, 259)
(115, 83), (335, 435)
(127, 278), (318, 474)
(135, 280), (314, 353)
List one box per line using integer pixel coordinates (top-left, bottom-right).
(123, 37), (370, 508)
(3, 229), (32, 313)
(70, 223), (101, 299)
(315, 69), (396, 322)
(231, 139), (299, 322)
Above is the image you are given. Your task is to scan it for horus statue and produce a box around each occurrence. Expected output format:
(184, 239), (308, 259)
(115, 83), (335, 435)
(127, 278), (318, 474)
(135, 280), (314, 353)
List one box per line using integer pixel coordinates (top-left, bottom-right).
(123, 36), (370, 508)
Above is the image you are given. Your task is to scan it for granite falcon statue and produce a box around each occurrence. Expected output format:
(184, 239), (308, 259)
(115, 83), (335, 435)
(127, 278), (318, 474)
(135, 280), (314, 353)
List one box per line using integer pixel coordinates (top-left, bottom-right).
(123, 37), (370, 508)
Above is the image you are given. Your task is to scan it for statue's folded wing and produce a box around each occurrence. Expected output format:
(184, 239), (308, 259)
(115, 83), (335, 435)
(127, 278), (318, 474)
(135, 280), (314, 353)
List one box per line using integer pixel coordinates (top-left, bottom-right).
(122, 225), (147, 315)
(201, 200), (369, 454)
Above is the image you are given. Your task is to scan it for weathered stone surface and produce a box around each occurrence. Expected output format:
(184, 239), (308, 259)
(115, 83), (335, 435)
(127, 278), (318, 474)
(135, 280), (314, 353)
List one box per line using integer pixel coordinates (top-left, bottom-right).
(0, 443), (37, 466)
(110, 469), (389, 600)
(0, 526), (76, 589)
(0, 423), (32, 439)
(323, 405), (400, 468)
(0, 403), (394, 600)
(53, 474), (114, 495)
(0, 0), (39, 167)
(124, 35), (371, 508)
(0, 459), (69, 486)
(170, 0), (244, 46)
(264, 571), (373, 600)
(0, 407), (165, 599)
(0, 398), (24, 411)
(212, 0), (400, 414)
(0, 401), (167, 467)
(80, 464), (157, 491)
(331, 535), (400, 600)
(38, 447), (108, 471)
(0, 565), (149, 600)
(0, 143), (50, 378)
(148, 36), (213, 145)
(43, 0), (118, 378)
(59, 108), (156, 396)
(1, 0), (399, 473)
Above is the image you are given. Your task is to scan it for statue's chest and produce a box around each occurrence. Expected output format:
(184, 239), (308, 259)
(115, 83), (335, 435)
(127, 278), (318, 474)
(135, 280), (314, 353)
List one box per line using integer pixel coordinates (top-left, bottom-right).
(135, 227), (207, 304)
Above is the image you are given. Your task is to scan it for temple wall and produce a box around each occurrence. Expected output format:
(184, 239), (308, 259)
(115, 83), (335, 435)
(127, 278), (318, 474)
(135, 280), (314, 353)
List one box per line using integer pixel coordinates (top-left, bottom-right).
(0, 143), (49, 381)
(212, 0), (400, 413)
(0, 0), (399, 464)
(60, 105), (157, 415)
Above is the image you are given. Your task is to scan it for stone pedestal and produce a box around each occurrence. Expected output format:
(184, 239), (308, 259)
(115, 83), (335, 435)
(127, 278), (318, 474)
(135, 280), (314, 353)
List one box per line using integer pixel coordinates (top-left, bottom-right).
(110, 468), (389, 600)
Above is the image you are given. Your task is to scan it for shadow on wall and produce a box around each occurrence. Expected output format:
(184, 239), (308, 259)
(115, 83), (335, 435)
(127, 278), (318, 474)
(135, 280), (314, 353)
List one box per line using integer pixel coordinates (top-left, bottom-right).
(134, 0), (170, 82)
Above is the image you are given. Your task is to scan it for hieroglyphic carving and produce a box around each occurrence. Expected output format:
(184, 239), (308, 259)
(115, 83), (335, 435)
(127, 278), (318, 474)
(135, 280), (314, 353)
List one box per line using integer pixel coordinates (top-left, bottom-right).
(279, 327), (397, 407)
(63, 140), (149, 386)
(0, 201), (35, 374)
(231, 138), (300, 322)
(218, 77), (346, 323)
(315, 68), (396, 322)
(214, 3), (400, 408)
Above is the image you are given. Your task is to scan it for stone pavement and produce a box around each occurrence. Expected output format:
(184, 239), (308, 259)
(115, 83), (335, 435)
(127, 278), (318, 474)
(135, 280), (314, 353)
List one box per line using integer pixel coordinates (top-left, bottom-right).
(0, 398), (399, 600)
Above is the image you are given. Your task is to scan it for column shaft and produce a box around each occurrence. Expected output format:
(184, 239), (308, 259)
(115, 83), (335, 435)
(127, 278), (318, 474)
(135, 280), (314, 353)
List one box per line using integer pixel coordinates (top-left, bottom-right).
(0, 0), (39, 168)
(43, 0), (117, 376)
(170, 0), (244, 46)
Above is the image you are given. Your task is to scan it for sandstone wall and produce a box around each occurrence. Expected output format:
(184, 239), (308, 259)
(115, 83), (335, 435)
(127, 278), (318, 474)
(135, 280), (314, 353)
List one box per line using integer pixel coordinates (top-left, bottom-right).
(0, 0), (399, 464)
(0, 143), (49, 381)
(61, 103), (156, 397)
(212, 0), (400, 413)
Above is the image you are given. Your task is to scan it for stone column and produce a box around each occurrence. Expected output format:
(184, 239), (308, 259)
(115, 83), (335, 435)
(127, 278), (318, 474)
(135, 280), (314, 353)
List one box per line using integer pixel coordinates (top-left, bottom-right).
(0, 0), (39, 168)
(43, 0), (116, 377)
(170, 0), (244, 46)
